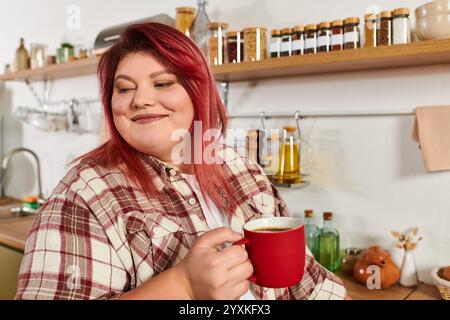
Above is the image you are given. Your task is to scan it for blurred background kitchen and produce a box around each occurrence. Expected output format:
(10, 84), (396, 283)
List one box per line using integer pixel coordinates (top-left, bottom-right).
(0, 0), (449, 300)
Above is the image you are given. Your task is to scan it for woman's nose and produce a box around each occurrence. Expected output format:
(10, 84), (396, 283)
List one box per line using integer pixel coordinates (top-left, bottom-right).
(132, 87), (157, 108)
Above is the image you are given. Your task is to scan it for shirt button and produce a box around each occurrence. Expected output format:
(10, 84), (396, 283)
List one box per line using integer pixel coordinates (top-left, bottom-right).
(188, 198), (197, 206)
(169, 169), (177, 177)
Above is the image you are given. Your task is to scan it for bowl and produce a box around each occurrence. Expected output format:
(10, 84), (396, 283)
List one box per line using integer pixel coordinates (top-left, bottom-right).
(415, 0), (450, 19)
(415, 14), (450, 40)
(431, 267), (450, 300)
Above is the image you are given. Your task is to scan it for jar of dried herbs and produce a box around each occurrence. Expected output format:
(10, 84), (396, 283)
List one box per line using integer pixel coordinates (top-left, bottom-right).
(305, 24), (317, 54)
(226, 31), (244, 63)
(378, 11), (393, 46)
(393, 8), (411, 45)
(343, 17), (360, 50)
(280, 28), (293, 57)
(243, 27), (267, 62)
(270, 29), (281, 58)
(364, 13), (377, 48)
(317, 22), (331, 53)
(208, 22), (228, 65)
(331, 20), (344, 51)
(292, 25), (305, 55)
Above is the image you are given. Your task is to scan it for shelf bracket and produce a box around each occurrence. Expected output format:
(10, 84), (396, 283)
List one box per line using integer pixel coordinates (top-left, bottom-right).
(220, 81), (229, 109)
(24, 78), (51, 110)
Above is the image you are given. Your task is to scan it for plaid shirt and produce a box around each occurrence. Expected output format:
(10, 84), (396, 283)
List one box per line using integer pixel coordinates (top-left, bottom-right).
(16, 146), (346, 300)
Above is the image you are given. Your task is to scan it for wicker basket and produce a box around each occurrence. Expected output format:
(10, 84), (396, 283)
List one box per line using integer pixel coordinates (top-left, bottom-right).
(431, 268), (450, 300)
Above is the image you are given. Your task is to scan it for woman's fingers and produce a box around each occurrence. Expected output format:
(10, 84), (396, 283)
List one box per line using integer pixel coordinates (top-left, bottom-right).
(226, 260), (254, 287)
(217, 245), (249, 270)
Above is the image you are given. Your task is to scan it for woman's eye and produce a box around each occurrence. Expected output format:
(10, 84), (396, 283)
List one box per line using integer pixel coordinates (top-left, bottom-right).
(118, 88), (132, 94)
(155, 82), (174, 89)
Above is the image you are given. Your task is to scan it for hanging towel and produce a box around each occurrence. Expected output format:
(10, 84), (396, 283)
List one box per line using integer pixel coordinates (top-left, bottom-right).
(412, 106), (450, 172)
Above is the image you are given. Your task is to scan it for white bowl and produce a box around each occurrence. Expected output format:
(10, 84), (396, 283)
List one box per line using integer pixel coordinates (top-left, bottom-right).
(416, 0), (450, 19)
(415, 14), (450, 40)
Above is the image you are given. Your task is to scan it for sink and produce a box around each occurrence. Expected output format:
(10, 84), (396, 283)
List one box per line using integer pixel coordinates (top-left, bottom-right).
(0, 197), (37, 221)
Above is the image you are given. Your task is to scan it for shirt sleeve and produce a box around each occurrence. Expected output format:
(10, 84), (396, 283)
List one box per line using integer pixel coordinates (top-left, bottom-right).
(271, 185), (348, 300)
(15, 192), (129, 300)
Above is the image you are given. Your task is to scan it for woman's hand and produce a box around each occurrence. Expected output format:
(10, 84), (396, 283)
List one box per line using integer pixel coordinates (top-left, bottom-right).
(175, 227), (254, 300)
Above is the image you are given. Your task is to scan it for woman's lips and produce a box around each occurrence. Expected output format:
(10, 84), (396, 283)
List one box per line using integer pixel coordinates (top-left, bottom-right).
(132, 114), (169, 125)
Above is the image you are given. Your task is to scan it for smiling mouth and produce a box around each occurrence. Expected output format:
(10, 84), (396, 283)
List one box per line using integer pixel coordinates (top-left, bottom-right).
(131, 114), (169, 125)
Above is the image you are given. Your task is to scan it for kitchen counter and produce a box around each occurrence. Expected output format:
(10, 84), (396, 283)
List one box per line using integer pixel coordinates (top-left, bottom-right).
(0, 218), (34, 252)
(336, 270), (442, 300)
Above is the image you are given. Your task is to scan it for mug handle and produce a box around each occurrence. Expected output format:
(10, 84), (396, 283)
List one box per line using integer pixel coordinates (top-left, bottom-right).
(233, 238), (257, 283)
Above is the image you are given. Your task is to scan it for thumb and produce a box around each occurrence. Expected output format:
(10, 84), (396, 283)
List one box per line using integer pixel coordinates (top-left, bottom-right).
(197, 227), (242, 249)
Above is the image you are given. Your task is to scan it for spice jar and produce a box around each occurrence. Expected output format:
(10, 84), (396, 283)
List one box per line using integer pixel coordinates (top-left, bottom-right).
(292, 25), (305, 55)
(280, 28), (293, 57)
(378, 11), (393, 46)
(243, 27), (267, 62)
(331, 20), (344, 51)
(393, 8), (411, 45)
(208, 22), (228, 66)
(270, 29), (281, 58)
(317, 22), (331, 53)
(343, 17), (360, 50)
(304, 24), (317, 54)
(341, 248), (362, 274)
(175, 7), (196, 37)
(364, 13), (377, 48)
(226, 31), (244, 63)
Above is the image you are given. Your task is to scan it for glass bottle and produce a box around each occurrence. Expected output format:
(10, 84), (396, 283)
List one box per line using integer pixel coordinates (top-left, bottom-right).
(243, 27), (267, 62)
(15, 38), (30, 71)
(304, 24), (317, 54)
(190, 0), (211, 59)
(208, 22), (228, 66)
(292, 25), (305, 56)
(364, 13), (377, 48)
(317, 22), (331, 53)
(273, 126), (301, 184)
(343, 17), (360, 50)
(304, 210), (320, 259)
(331, 20), (344, 51)
(318, 212), (340, 272)
(280, 28), (293, 57)
(378, 11), (393, 46)
(226, 31), (243, 63)
(270, 29), (281, 58)
(393, 8), (411, 45)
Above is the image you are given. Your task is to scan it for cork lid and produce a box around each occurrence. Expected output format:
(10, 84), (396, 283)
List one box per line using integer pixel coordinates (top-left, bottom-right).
(243, 27), (268, 33)
(323, 212), (333, 220)
(344, 17), (360, 25)
(306, 24), (317, 31)
(271, 29), (281, 36)
(293, 25), (305, 32)
(331, 20), (344, 27)
(283, 126), (297, 133)
(379, 11), (393, 18)
(208, 22), (229, 30)
(393, 8), (410, 16)
(176, 7), (196, 14)
(280, 27), (293, 35)
(226, 31), (241, 37)
(318, 22), (331, 29)
(305, 209), (314, 218)
(364, 13), (377, 21)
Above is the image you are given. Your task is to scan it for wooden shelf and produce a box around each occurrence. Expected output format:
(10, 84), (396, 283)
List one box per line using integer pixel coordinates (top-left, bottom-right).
(0, 56), (100, 82)
(212, 38), (450, 82)
(1, 39), (450, 83)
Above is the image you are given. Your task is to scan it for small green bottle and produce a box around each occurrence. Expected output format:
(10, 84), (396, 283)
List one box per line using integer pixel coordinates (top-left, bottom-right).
(318, 212), (340, 272)
(304, 209), (320, 259)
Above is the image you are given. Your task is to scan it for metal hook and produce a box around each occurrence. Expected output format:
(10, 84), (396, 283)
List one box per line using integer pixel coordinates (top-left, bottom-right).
(295, 111), (302, 140)
(259, 111), (266, 130)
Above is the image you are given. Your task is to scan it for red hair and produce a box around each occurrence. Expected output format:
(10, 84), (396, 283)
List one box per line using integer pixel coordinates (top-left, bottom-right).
(79, 23), (237, 214)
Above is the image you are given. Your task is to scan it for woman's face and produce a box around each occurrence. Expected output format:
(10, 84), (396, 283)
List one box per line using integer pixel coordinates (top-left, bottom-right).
(111, 52), (195, 162)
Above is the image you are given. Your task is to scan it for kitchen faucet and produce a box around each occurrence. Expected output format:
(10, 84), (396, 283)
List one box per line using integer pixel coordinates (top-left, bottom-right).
(1, 147), (44, 201)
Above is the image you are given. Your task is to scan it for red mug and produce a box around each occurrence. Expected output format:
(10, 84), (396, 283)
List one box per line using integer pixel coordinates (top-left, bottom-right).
(234, 217), (305, 288)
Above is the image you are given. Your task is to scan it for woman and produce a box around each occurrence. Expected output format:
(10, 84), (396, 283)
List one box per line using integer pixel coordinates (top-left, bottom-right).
(16, 23), (346, 300)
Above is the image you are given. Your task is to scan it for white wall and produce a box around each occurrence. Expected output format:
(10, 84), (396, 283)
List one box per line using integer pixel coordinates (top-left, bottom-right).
(0, 0), (449, 284)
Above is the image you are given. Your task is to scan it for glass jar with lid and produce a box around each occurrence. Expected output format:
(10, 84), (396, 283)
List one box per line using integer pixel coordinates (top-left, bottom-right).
(292, 25), (305, 55)
(304, 24), (317, 54)
(331, 20), (344, 51)
(343, 17), (360, 50)
(317, 22), (331, 53)
(226, 31), (244, 63)
(341, 248), (363, 274)
(280, 28), (293, 57)
(274, 126), (301, 184)
(208, 22), (228, 66)
(175, 7), (196, 37)
(364, 13), (377, 48)
(393, 8), (411, 45)
(378, 11), (393, 46)
(243, 27), (267, 62)
(270, 29), (281, 58)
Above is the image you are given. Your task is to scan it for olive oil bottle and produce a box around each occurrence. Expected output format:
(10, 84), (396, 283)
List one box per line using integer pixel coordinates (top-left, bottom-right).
(318, 212), (340, 272)
(304, 209), (319, 259)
